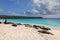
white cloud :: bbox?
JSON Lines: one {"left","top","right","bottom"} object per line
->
{"left": 43, "top": 13, "right": 60, "bottom": 18}
{"left": 33, "top": 0, "right": 60, "bottom": 10}
{"left": 32, "top": 9, "right": 39, "bottom": 13}
{"left": 32, "top": 0, "right": 60, "bottom": 18}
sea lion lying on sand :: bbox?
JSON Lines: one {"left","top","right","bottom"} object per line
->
{"left": 24, "top": 24, "right": 33, "bottom": 28}
{"left": 38, "top": 30, "right": 53, "bottom": 35}
{"left": 39, "top": 26, "right": 51, "bottom": 30}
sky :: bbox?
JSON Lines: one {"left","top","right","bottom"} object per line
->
{"left": 0, "top": 0, "right": 60, "bottom": 18}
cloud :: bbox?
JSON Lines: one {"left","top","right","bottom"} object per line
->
{"left": 32, "top": 0, "right": 60, "bottom": 18}
{"left": 43, "top": 13, "right": 60, "bottom": 18}
{"left": 33, "top": 0, "right": 60, "bottom": 10}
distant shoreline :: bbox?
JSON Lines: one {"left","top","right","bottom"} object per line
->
{"left": 0, "top": 15, "right": 43, "bottom": 19}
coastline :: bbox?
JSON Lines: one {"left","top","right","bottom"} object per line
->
{"left": 0, "top": 20, "right": 60, "bottom": 30}
{"left": 0, "top": 21, "right": 60, "bottom": 40}
{"left": 7, "top": 21, "right": 60, "bottom": 29}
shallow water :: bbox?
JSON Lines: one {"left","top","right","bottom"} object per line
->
{"left": 0, "top": 18, "right": 60, "bottom": 26}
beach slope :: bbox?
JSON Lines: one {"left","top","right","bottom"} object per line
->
{"left": 0, "top": 24, "right": 60, "bottom": 40}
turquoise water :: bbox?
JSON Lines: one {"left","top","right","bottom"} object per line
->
{"left": 0, "top": 18, "right": 60, "bottom": 26}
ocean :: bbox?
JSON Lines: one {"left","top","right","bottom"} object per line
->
{"left": 0, "top": 18, "right": 60, "bottom": 26}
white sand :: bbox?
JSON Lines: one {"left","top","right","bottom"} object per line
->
{"left": 0, "top": 24, "right": 60, "bottom": 40}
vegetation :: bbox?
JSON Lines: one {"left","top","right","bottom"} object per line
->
{"left": 0, "top": 15, "right": 43, "bottom": 19}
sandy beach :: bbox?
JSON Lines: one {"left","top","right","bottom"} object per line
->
{"left": 0, "top": 23, "right": 60, "bottom": 40}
